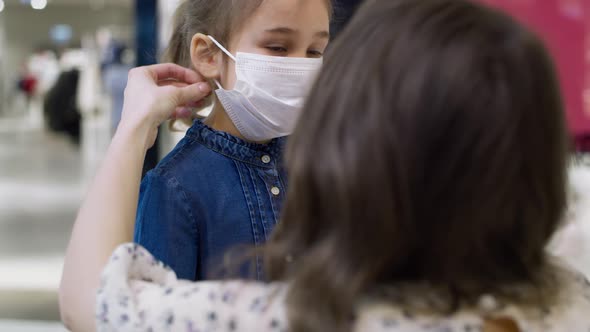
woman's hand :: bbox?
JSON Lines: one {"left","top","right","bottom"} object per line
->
{"left": 60, "top": 63, "right": 210, "bottom": 332}
{"left": 118, "top": 63, "right": 211, "bottom": 150}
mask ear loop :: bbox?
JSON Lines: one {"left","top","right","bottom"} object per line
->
{"left": 207, "top": 35, "right": 236, "bottom": 91}
{"left": 207, "top": 35, "right": 237, "bottom": 61}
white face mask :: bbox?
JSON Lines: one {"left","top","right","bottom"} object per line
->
{"left": 208, "top": 35, "right": 323, "bottom": 142}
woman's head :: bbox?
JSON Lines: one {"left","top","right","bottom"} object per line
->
{"left": 265, "top": 0, "right": 568, "bottom": 330}
{"left": 165, "top": 0, "right": 331, "bottom": 90}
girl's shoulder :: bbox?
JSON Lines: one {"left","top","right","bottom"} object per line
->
{"left": 152, "top": 133, "right": 231, "bottom": 179}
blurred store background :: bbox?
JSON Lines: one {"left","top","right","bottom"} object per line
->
{"left": 0, "top": 0, "right": 588, "bottom": 331}
{"left": 0, "top": 1, "right": 134, "bottom": 331}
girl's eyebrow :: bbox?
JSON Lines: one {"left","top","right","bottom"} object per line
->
{"left": 265, "top": 27, "right": 330, "bottom": 39}
{"left": 265, "top": 27, "right": 297, "bottom": 35}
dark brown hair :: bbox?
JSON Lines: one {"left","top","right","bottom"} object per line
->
{"left": 262, "top": 0, "right": 569, "bottom": 331}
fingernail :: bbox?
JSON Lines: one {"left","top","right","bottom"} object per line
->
{"left": 198, "top": 83, "right": 210, "bottom": 93}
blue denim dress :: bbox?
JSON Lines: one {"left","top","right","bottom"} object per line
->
{"left": 134, "top": 120, "right": 287, "bottom": 281}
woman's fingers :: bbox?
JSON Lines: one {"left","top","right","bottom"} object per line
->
{"left": 186, "top": 100, "right": 204, "bottom": 108}
{"left": 168, "top": 83, "right": 211, "bottom": 108}
{"left": 119, "top": 65, "right": 210, "bottom": 140}
{"left": 158, "top": 80, "right": 191, "bottom": 88}
{"left": 171, "top": 100, "right": 205, "bottom": 119}
{"left": 142, "top": 63, "right": 203, "bottom": 85}
{"left": 172, "top": 107, "right": 192, "bottom": 119}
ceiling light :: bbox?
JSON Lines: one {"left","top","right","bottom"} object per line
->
{"left": 31, "top": 0, "right": 47, "bottom": 10}
{"left": 0, "top": 0, "right": 5, "bottom": 13}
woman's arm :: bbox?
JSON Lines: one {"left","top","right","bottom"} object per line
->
{"left": 59, "top": 64, "right": 210, "bottom": 332}
{"left": 60, "top": 126, "right": 147, "bottom": 332}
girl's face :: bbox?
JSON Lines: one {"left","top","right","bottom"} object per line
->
{"left": 220, "top": 0, "right": 331, "bottom": 89}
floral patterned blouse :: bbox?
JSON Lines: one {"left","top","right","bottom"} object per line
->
{"left": 97, "top": 244, "right": 590, "bottom": 332}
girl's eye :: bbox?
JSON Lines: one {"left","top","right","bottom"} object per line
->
{"left": 307, "top": 50, "right": 323, "bottom": 57}
{"left": 266, "top": 46, "right": 288, "bottom": 53}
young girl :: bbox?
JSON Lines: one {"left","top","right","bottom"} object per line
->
{"left": 134, "top": 0, "right": 331, "bottom": 281}
{"left": 61, "top": 0, "right": 590, "bottom": 331}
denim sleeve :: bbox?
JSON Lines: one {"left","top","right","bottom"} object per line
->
{"left": 133, "top": 171, "right": 199, "bottom": 280}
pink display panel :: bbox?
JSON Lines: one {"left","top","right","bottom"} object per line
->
{"left": 479, "top": 0, "right": 590, "bottom": 149}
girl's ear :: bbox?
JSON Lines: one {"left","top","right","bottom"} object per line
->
{"left": 190, "top": 33, "right": 222, "bottom": 79}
